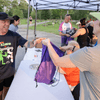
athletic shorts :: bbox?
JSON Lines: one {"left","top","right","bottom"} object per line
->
{"left": 0, "top": 75, "right": 14, "bottom": 91}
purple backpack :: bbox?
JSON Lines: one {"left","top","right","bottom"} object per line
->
{"left": 34, "top": 43, "right": 64, "bottom": 86}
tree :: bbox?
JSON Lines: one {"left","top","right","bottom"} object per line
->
{"left": 41, "top": 10, "right": 51, "bottom": 20}
{"left": 0, "top": 0, "right": 11, "bottom": 12}
{"left": 0, "top": 6, "right": 3, "bottom": 12}
{"left": 19, "top": 0, "right": 28, "bottom": 18}
{"left": 71, "top": 10, "right": 90, "bottom": 20}
{"left": 51, "top": 9, "right": 60, "bottom": 19}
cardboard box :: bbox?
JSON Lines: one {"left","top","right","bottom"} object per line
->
{"left": 35, "top": 37, "right": 42, "bottom": 48}
{"left": 35, "top": 42, "right": 42, "bottom": 48}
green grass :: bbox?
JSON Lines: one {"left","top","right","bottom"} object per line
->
{"left": 20, "top": 19, "right": 27, "bottom": 25}
{"left": 29, "top": 22, "right": 60, "bottom": 35}
{"left": 29, "top": 20, "right": 78, "bottom": 35}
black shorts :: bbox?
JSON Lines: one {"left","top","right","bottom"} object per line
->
{"left": 0, "top": 75, "right": 14, "bottom": 91}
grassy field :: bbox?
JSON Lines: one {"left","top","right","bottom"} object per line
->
{"left": 20, "top": 19, "right": 78, "bottom": 36}
{"left": 29, "top": 20, "right": 78, "bottom": 35}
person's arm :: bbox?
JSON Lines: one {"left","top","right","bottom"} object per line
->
{"left": 59, "top": 45, "right": 79, "bottom": 52}
{"left": 42, "top": 39, "right": 76, "bottom": 68}
{"left": 71, "top": 28, "right": 86, "bottom": 38}
{"left": 58, "top": 67, "right": 66, "bottom": 74}
{"left": 24, "top": 38, "right": 45, "bottom": 48}
{"left": 24, "top": 41, "right": 34, "bottom": 48}
{"left": 59, "top": 32, "right": 70, "bottom": 37}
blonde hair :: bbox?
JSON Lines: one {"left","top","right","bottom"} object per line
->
{"left": 68, "top": 40, "right": 80, "bottom": 49}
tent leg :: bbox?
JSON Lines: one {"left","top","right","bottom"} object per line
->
{"left": 34, "top": 4, "right": 37, "bottom": 40}
{"left": 67, "top": 10, "right": 69, "bottom": 14}
{"left": 26, "top": 0, "right": 31, "bottom": 52}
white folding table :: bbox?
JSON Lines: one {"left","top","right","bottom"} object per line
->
{"left": 5, "top": 47, "right": 74, "bottom": 100}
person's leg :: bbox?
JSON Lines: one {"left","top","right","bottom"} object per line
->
{"left": 72, "top": 83, "right": 80, "bottom": 100}
{"left": 61, "top": 36, "right": 67, "bottom": 46}
{"left": 0, "top": 80, "right": 3, "bottom": 100}
{"left": 3, "top": 75, "right": 14, "bottom": 99}
{"left": 0, "top": 91, "right": 3, "bottom": 100}
{"left": 2, "top": 87, "right": 9, "bottom": 99}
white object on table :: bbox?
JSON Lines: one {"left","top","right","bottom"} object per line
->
{"left": 23, "top": 47, "right": 42, "bottom": 64}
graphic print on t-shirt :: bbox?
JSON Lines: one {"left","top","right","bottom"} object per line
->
{"left": 62, "top": 22, "right": 72, "bottom": 34}
{"left": 0, "top": 41, "right": 13, "bottom": 66}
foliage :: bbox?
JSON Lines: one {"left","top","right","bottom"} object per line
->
{"left": 0, "top": 6, "right": 3, "bottom": 12}
{"left": 0, "top": 0, "right": 11, "bottom": 11}
{"left": 41, "top": 10, "right": 51, "bottom": 20}
{"left": 71, "top": 10, "right": 90, "bottom": 20}
{"left": 31, "top": 9, "right": 35, "bottom": 19}
{"left": 19, "top": 0, "right": 28, "bottom": 18}
{"left": 12, "top": 8, "right": 23, "bottom": 18}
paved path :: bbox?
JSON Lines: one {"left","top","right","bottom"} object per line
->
{"left": 15, "top": 27, "right": 61, "bottom": 71}
{"left": 18, "top": 21, "right": 50, "bottom": 28}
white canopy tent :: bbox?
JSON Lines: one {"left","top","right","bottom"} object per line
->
{"left": 27, "top": 0, "right": 100, "bottom": 11}
{"left": 26, "top": 0, "right": 100, "bottom": 40}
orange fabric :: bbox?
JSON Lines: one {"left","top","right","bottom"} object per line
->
{"left": 61, "top": 67, "right": 80, "bottom": 86}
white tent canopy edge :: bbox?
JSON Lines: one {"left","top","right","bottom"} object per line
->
{"left": 26, "top": 0, "right": 100, "bottom": 11}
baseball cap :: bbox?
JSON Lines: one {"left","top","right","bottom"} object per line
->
{"left": 76, "top": 21, "right": 81, "bottom": 25}
{"left": 90, "top": 12, "right": 100, "bottom": 20}
{"left": 0, "top": 12, "right": 14, "bottom": 20}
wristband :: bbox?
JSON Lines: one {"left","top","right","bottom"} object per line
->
{"left": 28, "top": 42, "right": 30, "bottom": 48}
{"left": 72, "top": 46, "right": 76, "bottom": 52}
{"left": 32, "top": 40, "right": 34, "bottom": 45}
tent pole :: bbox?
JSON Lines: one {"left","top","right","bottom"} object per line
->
{"left": 26, "top": 0, "right": 31, "bottom": 52}
{"left": 67, "top": 10, "right": 69, "bottom": 14}
{"left": 26, "top": 0, "right": 31, "bottom": 40}
{"left": 97, "top": 4, "right": 99, "bottom": 12}
{"left": 34, "top": 3, "right": 37, "bottom": 40}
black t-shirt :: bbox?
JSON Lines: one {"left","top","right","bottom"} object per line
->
{"left": 0, "top": 30, "right": 27, "bottom": 80}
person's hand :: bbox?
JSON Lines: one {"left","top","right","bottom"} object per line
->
{"left": 75, "top": 28, "right": 77, "bottom": 30}
{"left": 65, "top": 34, "right": 70, "bottom": 37}
{"left": 33, "top": 38, "right": 46, "bottom": 46}
{"left": 42, "top": 38, "right": 50, "bottom": 47}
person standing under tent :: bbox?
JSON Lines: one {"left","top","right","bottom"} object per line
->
{"left": 71, "top": 18, "right": 88, "bottom": 48}
{"left": 0, "top": 12, "right": 44, "bottom": 100}
{"left": 58, "top": 14, "right": 74, "bottom": 46}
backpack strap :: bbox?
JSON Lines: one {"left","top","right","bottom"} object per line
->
{"left": 51, "top": 66, "right": 60, "bottom": 87}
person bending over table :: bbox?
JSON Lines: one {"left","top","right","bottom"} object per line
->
{"left": 59, "top": 40, "right": 80, "bottom": 92}
{"left": 42, "top": 18, "right": 100, "bottom": 100}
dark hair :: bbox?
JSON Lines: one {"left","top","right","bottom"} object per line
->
{"left": 10, "top": 15, "right": 20, "bottom": 24}
{"left": 80, "top": 18, "right": 86, "bottom": 25}
{"left": 65, "top": 14, "right": 70, "bottom": 18}
{"left": 13, "top": 15, "right": 20, "bottom": 21}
